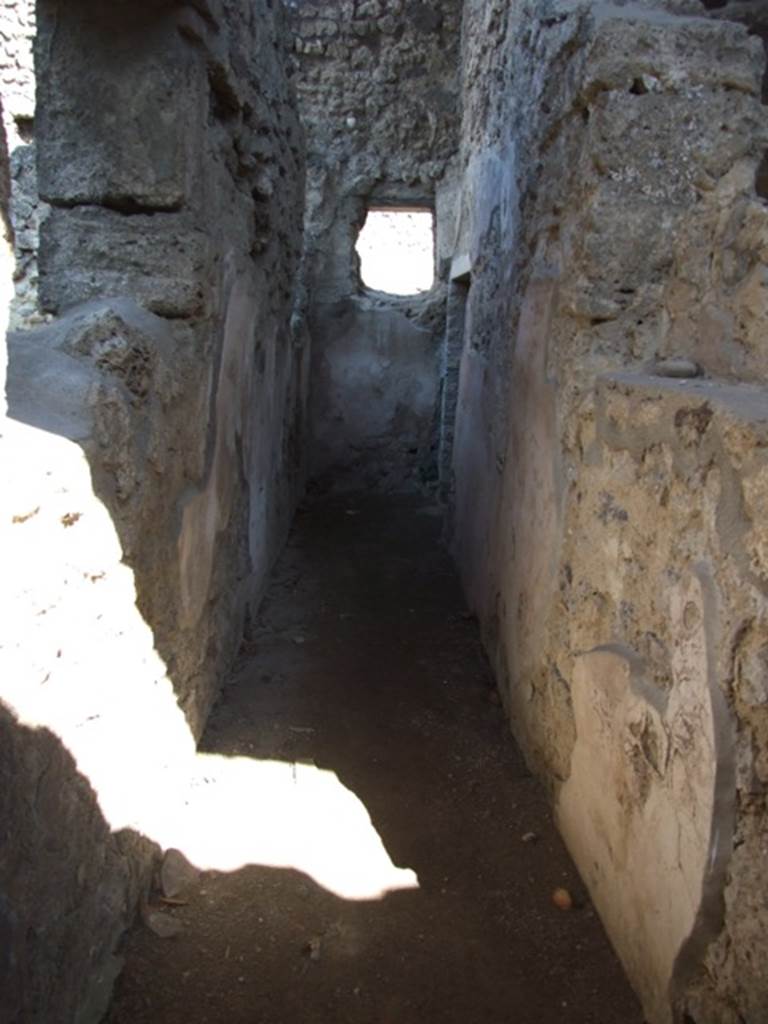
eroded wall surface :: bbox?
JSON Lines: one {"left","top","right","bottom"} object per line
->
{"left": 450, "top": 2, "right": 768, "bottom": 1021}
{"left": 291, "top": 0, "right": 461, "bottom": 492}
{"left": 28, "top": 0, "right": 306, "bottom": 735}
{"left": 1, "top": 1, "right": 305, "bottom": 1019}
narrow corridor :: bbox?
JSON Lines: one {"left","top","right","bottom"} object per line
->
{"left": 107, "top": 495, "right": 642, "bottom": 1024}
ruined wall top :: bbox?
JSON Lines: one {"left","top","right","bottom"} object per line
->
{"left": 290, "top": 0, "right": 462, "bottom": 188}
{"left": 0, "top": 0, "right": 35, "bottom": 153}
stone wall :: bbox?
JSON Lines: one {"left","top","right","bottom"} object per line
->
{"left": 707, "top": 2, "right": 768, "bottom": 197}
{"left": 449, "top": 2, "right": 768, "bottom": 1021}
{"left": 3, "top": 2, "right": 767, "bottom": 1020}
{"left": 0, "top": 0, "right": 47, "bottom": 329}
{"left": 27, "top": 0, "right": 306, "bottom": 736}
{"left": 291, "top": 0, "right": 462, "bottom": 492}
{"left": 0, "top": 1, "right": 305, "bottom": 1020}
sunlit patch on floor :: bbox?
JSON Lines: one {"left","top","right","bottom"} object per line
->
{"left": 165, "top": 755, "right": 419, "bottom": 901}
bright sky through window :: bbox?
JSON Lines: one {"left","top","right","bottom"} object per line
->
{"left": 356, "top": 208, "right": 434, "bottom": 295}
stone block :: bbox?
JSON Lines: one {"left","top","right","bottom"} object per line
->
{"left": 583, "top": 7, "right": 764, "bottom": 98}
{"left": 39, "top": 207, "right": 209, "bottom": 318}
{"left": 36, "top": 2, "right": 199, "bottom": 210}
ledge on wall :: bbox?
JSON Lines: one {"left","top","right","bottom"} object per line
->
{"left": 450, "top": 251, "right": 471, "bottom": 283}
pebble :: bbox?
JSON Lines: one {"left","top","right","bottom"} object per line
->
{"left": 161, "top": 848, "right": 199, "bottom": 899}
{"left": 651, "top": 358, "right": 702, "bottom": 379}
{"left": 551, "top": 887, "right": 573, "bottom": 911}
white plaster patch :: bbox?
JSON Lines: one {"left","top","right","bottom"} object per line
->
{"left": 556, "top": 573, "right": 720, "bottom": 1024}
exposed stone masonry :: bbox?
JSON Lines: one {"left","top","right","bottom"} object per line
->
{"left": 0, "top": 0, "right": 46, "bottom": 328}
{"left": 291, "top": 0, "right": 462, "bottom": 492}
{"left": 1, "top": 1, "right": 305, "bottom": 1020}
{"left": 290, "top": 0, "right": 459, "bottom": 186}
{"left": 2, "top": 2, "right": 768, "bottom": 1023}
{"left": 31, "top": 0, "right": 306, "bottom": 736}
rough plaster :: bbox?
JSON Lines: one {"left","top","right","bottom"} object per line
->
{"left": 308, "top": 297, "right": 441, "bottom": 491}
{"left": 573, "top": 372, "right": 768, "bottom": 1022}
{"left": 1, "top": 2, "right": 306, "bottom": 1020}
{"left": 31, "top": 0, "right": 306, "bottom": 734}
{"left": 450, "top": 2, "right": 768, "bottom": 1021}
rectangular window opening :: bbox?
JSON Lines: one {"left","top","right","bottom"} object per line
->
{"left": 356, "top": 207, "right": 435, "bottom": 296}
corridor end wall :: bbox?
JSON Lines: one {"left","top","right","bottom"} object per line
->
{"left": 291, "top": 0, "right": 462, "bottom": 493}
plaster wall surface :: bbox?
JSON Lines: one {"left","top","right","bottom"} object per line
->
{"left": 450, "top": 2, "right": 768, "bottom": 1021}
{"left": 29, "top": 0, "right": 306, "bottom": 735}
{"left": 0, "top": 2, "right": 306, "bottom": 1019}
{"left": 291, "top": 0, "right": 461, "bottom": 492}
{"left": 308, "top": 296, "right": 441, "bottom": 491}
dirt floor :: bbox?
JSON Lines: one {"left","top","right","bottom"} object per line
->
{"left": 106, "top": 493, "right": 644, "bottom": 1024}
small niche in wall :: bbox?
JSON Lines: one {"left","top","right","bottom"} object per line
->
{"left": 355, "top": 207, "right": 435, "bottom": 296}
